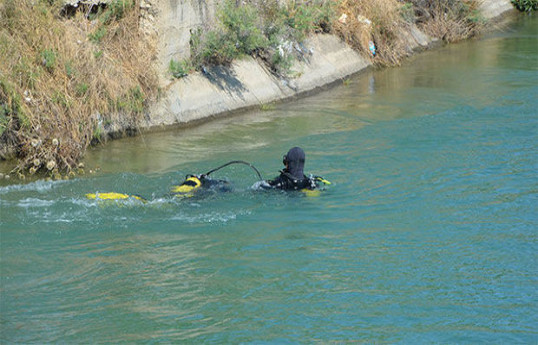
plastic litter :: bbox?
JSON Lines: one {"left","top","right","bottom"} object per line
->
{"left": 369, "top": 41, "right": 376, "bottom": 56}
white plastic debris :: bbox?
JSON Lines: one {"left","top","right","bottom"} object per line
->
{"left": 357, "top": 15, "right": 372, "bottom": 26}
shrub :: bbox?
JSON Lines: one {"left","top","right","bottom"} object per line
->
{"left": 218, "top": 0, "right": 268, "bottom": 54}
{"left": 511, "top": 0, "right": 538, "bottom": 12}
{"left": 190, "top": 0, "right": 335, "bottom": 74}
{"left": 407, "top": 0, "right": 486, "bottom": 42}
{"left": 191, "top": 0, "right": 268, "bottom": 66}
{"left": 192, "top": 30, "right": 242, "bottom": 66}
{"left": 279, "top": 0, "right": 335, "bottom": 41}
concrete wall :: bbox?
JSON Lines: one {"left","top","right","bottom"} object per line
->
{"left": 480, "top": 0, "right": 514, "bottom": 19}
{"left": 144, "top": 0, "right": 515, "bottom": 131}
{"left": 153, "top": 0, "right": 217, "bottom": 71}
{"left": 148, "top": 34, "right": 371, "bottom": 128}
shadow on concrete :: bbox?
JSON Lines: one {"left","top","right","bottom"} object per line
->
{"left": 203, "top": 65, "right": 247, "bottom": 101}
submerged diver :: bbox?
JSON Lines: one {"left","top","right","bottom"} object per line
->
{"left": 263, "top": 146, "right": 328, "bottom": 191}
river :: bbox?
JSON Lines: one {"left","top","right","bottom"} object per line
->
{"left": 1, "top": 15, "right": 537, "bottom": 343}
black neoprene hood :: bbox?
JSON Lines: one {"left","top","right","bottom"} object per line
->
{"left": 285, "top": 147, "right": 305, "bottom": 179}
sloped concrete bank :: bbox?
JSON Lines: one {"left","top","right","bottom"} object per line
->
{"left": 143, "top": 0, "right": 514, "bottom": 132}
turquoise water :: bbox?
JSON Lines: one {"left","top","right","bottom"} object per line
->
{"left": 1, "top": 16, "right": 537, "bottom": 343}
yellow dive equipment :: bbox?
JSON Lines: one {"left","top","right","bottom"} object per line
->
{"left": 315, "top": 176, "right": 331, "bottom": 185}
{"left": 301, "top": 189, "right": 321, "bottom": 197}
{"left": 86, "top": 192, "right": 146, "bottom": 202}
{"left": 301, "top": 176, "right": 331, "bottom": 197}
{"left": 170, "top": 175, "right": 202, "bottom": 196}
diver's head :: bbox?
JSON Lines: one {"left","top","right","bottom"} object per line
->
{"left": 283, "top": 147, "right": 305, "bottom": 178}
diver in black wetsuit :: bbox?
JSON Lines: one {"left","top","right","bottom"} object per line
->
{"left": 265, "top": 147, "right": 319, "bottom": 191}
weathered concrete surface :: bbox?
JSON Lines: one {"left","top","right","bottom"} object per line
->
{"left": 146, "top": 26, "right": 437, "bottom": 130}
{"left": 153, "top": 0, "right": 216, "bottom": 73}
{"left": 147, "top": 34, "right": 375, "bottom": 129}
{"left": 480, "top": 0, "right": 514, "bottom": 19}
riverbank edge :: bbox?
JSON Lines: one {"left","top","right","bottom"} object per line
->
{"left": 0, "top": 0, "right": 516, "bottom": 174}
{"left": 142, "top": 0, "right": 515, "bottom": 133}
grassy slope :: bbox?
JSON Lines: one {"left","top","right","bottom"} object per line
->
{"left": 0, "top": 0, "right": 157, "bottom": 177}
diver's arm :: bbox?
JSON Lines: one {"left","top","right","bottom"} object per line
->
{"left": 267, "top": 173, "right": 288, "bottom": 188}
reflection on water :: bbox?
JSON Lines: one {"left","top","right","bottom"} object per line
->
{"left": 1, "top": 15, "right": 537, "bottom": 344}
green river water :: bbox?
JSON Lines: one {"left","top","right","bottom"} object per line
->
{"left": 1, "top": 15, "right": 537, "bottom": 343}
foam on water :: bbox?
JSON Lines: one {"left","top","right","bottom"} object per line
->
{"left": 16, "top": 197, "right": 56, "bottom": 208}
{"left": 0, "top": 179, "right": 69, "bottom": 195}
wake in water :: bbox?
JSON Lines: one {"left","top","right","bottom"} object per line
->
{"left": 0, "top": 173, "right": 275, "bottom": 229}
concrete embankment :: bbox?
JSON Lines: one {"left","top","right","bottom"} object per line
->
{"left": 0, "top": 0, "right": 516, "bottom": 174}
{"left": 143, "top": 0, "right": 514, "bottom": 131}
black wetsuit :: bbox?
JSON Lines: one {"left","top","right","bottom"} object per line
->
{"left": 267, "top": 170, "right": 317, "bottom": 190}
{"left": 266, "top": 147, "right": 319, "bottom": 191}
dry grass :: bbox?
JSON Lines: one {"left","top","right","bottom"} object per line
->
{"left": 333, "top": 0, "right": 486, "bottom": 64}
{"left": 333, "top": 0, "right": 411, "bottom": 66}
{"left": 415, "top": 0, "right": 485, "bottom": 42}
{"left": 0, "top": 0, "right": 157, "bottom": 176}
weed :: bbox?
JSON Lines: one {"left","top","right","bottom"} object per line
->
{"left": 92, "top": 124, "right": 103, "bottom": 142}
{"left": 52, "top": 90, "right": 70, "bottom": 108}
{"left": 128, "top": 86, "right": 145, "bottom": 113}
{"left": 169, "top": 59, "right": 193, "bottom": 78}
{"left": 270, "top": 48, "right": 294, "bottom": 75}
{"left": 13, "top": 59, "right": 41, "bottom": 90}
{"left": 0, "top": 112, "right": 8, "bottom": 137}
{"left": 116, "top": 86, "right": 145, "bottom": 113}
{"left": 64, "top": 60, "right": 75, "bottom": 78}
{"left": 399, "top": 2, "right": 415, "bottom": 23}
{"left": 75, "top": 83, "right": 89, "bottom": 96}
{"left": 40, "top": 48, "right": 57, "bottom": 71}
{"left": 0, "top": 79, "right": 23, "bottom": 124}
{"left": 89, "top": 26, "right": 107, "bottom": 44}
{"left": 260, "top": 103, "right": 275, "bottom": 111}
{"left": 100, "top": 0, "right": 133, "bottom": 24}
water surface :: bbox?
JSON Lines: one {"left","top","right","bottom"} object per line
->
{"left": 1, "top": 16, "right": 537, "bottom": 343}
